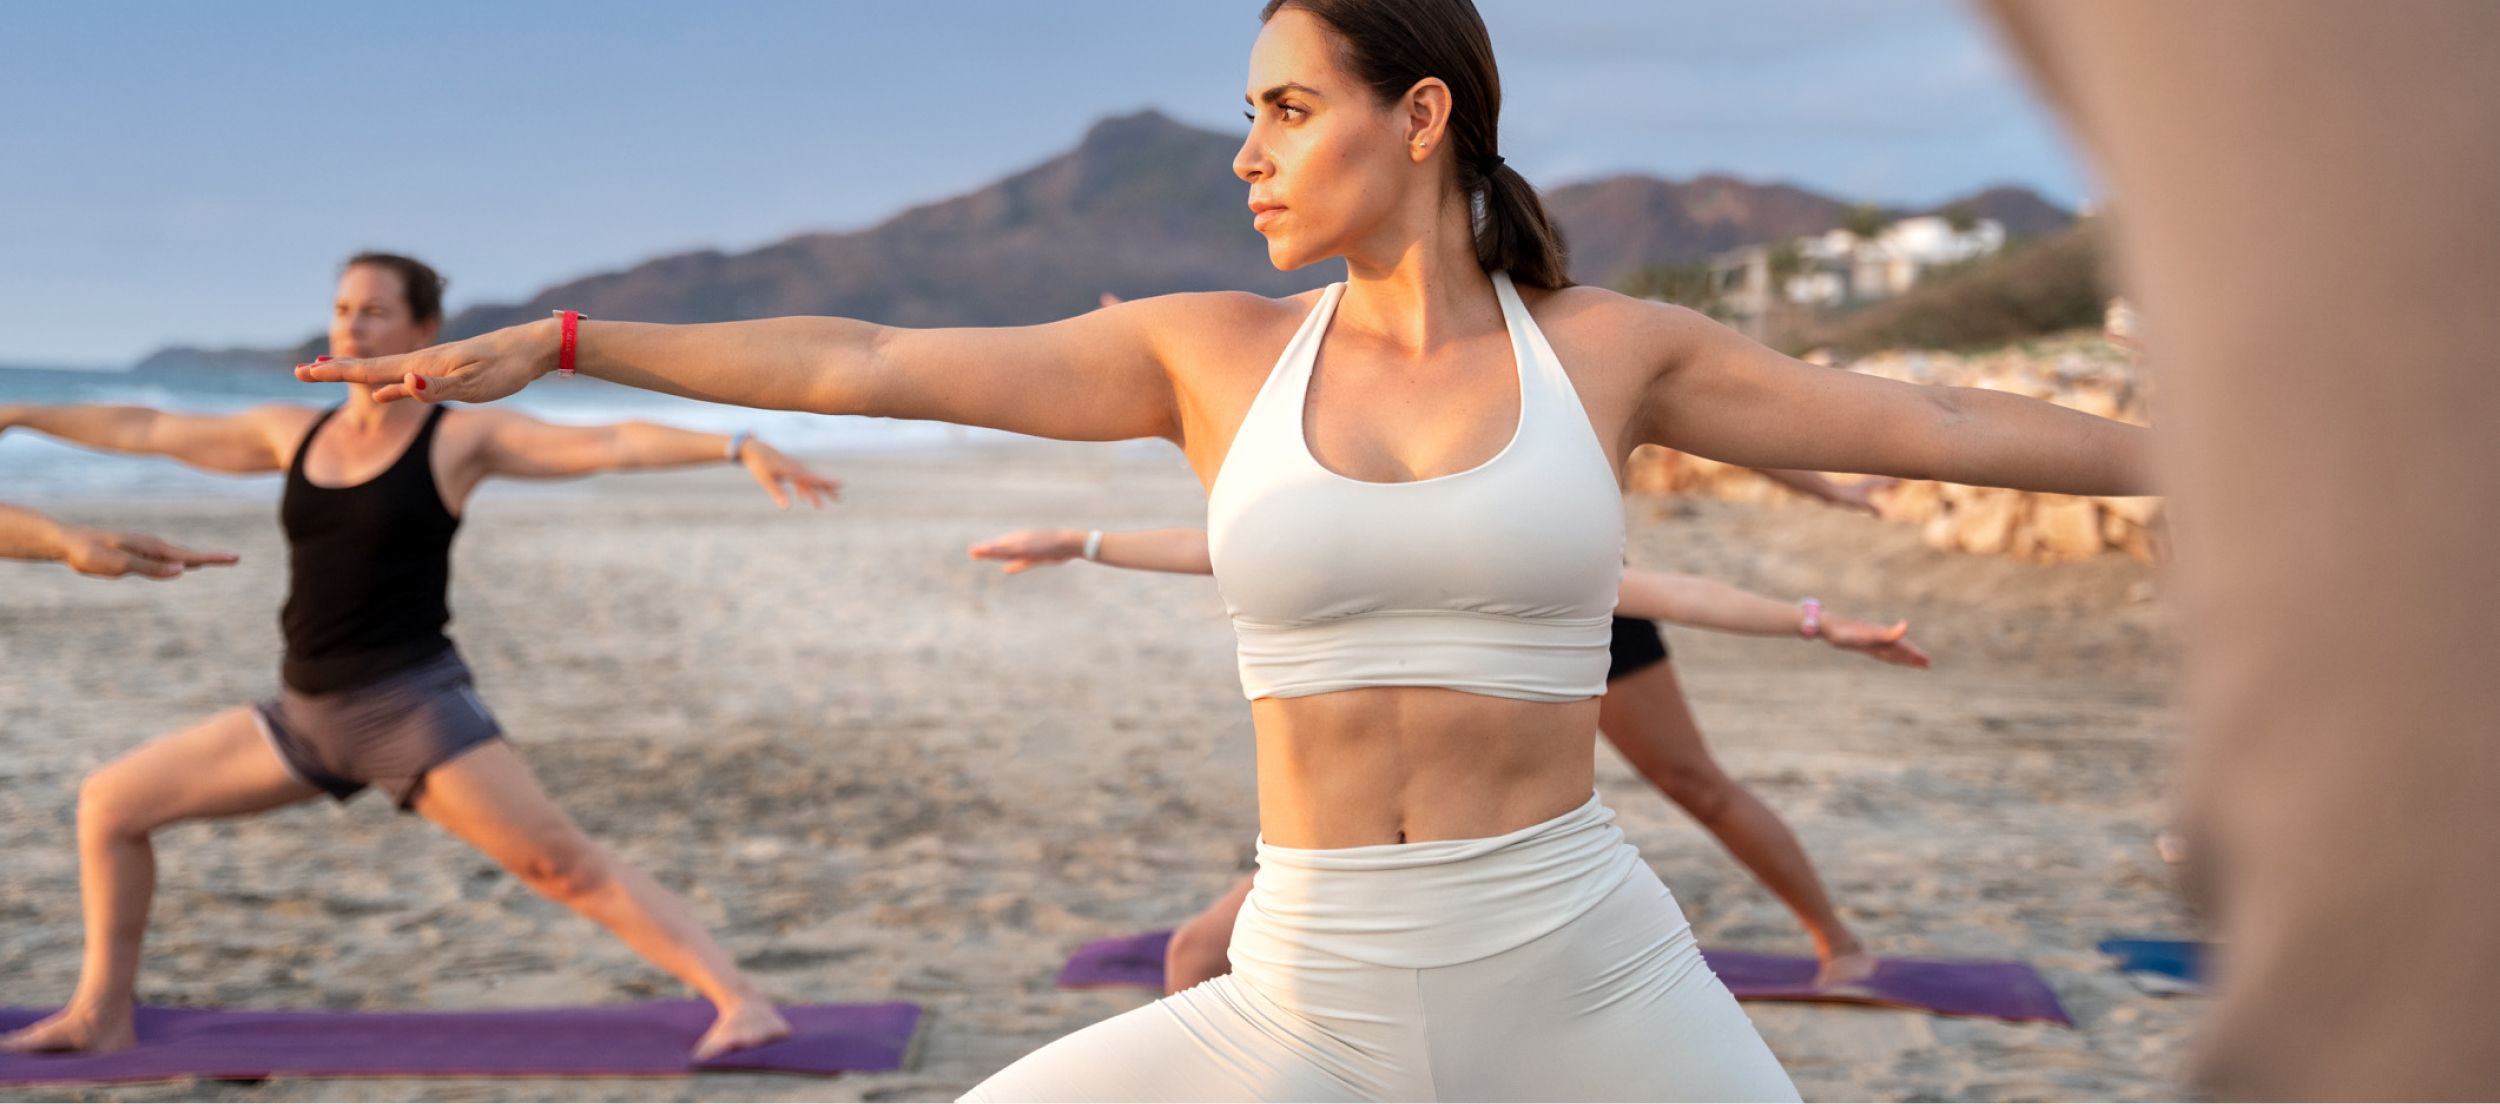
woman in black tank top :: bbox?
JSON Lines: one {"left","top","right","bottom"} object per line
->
{"left": 278, "top": 403, "right": 461, "bottom": 694}
{"left": 0, "top": 254, "right": 839, "bottom": 1061}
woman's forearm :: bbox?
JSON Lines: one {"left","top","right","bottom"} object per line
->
{"left": 1921, "top": 385, "right": 2155, "bottom": 496}
{"left": 602, "top": 421, "right": 742, "bottom": 471}
{"left": 1617, "top": 570, "right": 1809, "bottom": 636}
{"left": 1094, "top": 528, "right": 1216, "bottom": 574}
{"left": 574, "top": 318, "right": 881, "bottom": 415}
{"left": 0, "top": 503, "right": 70, "bottom": 563}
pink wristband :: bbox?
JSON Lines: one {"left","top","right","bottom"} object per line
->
{"left": 1798, "top": 598, "right": 1823, "bottom": 640}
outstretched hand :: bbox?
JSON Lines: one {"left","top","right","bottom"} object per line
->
{"left": 61, "top": 527, "right": 238, "bottom": 580}
{"left": 736, "top": 439, "right": 841, "bottom": 509}
{"left": 1820, "top": 615, "right": 1931, "bottom": 669}
{"left": 967, "top": 529, "right": 1084, "bottom": 574}
{"left": 294, "top": 320, "right": 556, "bottom": 404}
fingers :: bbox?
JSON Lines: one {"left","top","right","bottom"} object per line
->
{"left": 795, "top": 474, "right": 841, "bottom": 508}
{"left": 970, "top": 543, "right": 1039, "bottom": 566}
{"left": 118, "top": 533, "right": 238, "bottom": 568}
{"left": 122, "top": 553, "right": 187, "bottom": 580}
{"left": 295, "top": 354, "right": 441, "bottom": 404}
{"left": 294, "top": 355, "right": 397, "bottom": 386}
{"left": 1871, "top": 638, "right": 1931, "bottom": 669}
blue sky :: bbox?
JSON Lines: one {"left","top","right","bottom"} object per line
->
{"left": 0, "top": 1, "right": 2086, "bottom": 365}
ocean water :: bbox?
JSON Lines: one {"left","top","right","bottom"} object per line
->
{"left": 0, "top": 366, "right": 1018, "bottom": 500}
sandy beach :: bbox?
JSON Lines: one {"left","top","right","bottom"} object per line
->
{"left": 1, "top": 441, "right": 2193, "bottom": 1101}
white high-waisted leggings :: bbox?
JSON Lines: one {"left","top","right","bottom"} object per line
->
{"left": 964, "top": 796, "right": 1798, "bottom": 1102}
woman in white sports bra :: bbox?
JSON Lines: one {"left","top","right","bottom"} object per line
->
{"left": 302, "top": 0, "right": 2153, "bottom": 1097}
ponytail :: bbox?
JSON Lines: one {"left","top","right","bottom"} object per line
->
{"left": 1473, "top": 161, "right": 1569, "bottom": 288}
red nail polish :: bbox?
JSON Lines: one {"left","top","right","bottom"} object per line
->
{"left": 315, "top": 355, "right": 332, "bottom": 363}
{"left": 412, "top": 376, "right": 428, "bottom": 392}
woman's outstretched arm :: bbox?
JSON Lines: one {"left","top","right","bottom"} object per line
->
{"left": 1629, "top": 299, "right": 2153, "bottom": 496}
{"left": 0, "top": 403, "right": 303, "bottom": 474}
{"left": 297, "top": 295, "right": 1218, "bottom": 446}
{"left": 970, "top": 524, "right": 1927, "bottom": 667}
{"left": 464, "top": 410, "right": 840, "bottom": 509}
{"left": 1615, "top": 568, "right": 1930, "bottom": 669}
{"left": 968, "top": 527, "right": 1213, "bottom": 575}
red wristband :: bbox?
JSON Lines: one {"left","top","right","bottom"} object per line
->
{"left": 552, "top": 310, "right": 585, "bottom": 377}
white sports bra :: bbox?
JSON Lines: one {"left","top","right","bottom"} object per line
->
{"left": 1207, "top": 272, "right": 1626, "bottom": 703}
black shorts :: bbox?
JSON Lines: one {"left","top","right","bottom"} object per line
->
{"left": 253, "top": 647, "right": 503, "bottom": 810}
{"left": 1606, "top": 616, "right": 1672, "bottom": 682}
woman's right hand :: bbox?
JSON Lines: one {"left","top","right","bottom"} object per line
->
{"left": 968, "top": 529, "right": 1085, "bottom": 574}
{"left": 1821, "top": 615, "right": 1932, "bottom": 669}
{"left": 295, "top": 318, "right": 558, "bottom": 404}
{"left": 59, "top": 526, "right": 238, "bottom": 580}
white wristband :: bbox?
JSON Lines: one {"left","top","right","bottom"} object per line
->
{"left": 726, "top": 430, "right": 752, "bottom": 463}
{"left": 1082, "top": 530, "right": 1104, "bottom": 562}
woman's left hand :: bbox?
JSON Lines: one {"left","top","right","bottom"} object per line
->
{"left": 737, "top": 439, "right": 842, "bottom": 509}
{"left": 1821, "top": 615, "right": 1931, "bottom": 669}
{"left": 966, "top": 529, "right": 1084, "bottom": 574}
{"left": 297, "top": 320, "right": 557, "bottom": 404}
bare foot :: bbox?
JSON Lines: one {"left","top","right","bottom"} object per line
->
{"left": 1813, "top": 950, "right": 1879, "bottom": 990}
{"left": 691, "top": 999, "right": 790, "bottom": 1061}
{"left": 0, "top": 1006, "right": 137, "bottom": 1054}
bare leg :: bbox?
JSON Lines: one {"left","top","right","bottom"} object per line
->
{"left": 1986, "top": 4, "right": 2500, "bottom": 1095}
{"left": 1597, "top": 661, "right": 1871, "bottom": 986}
{"left": 1, "top": 707, "right": 322, "bottom": 1053}
{"left": 1163, "top": 875, "right": 1253, "bottom": 995}
{"left": 410, "top": 740, "right": 788, "bottom": 1060}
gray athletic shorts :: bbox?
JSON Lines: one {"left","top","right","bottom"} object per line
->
{"left": 252, "top": 647, "right": 503, "bottom": 810}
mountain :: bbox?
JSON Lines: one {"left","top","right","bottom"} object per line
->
{"left": 1931, "top": 184, "right": 2072, "bottom": 238}
{"left": 1543, "top": 174, "right": 1860, "bottom": 289}
{"left": 440, "top": 111, "right": 1317, "bottom": 340}
{"left": 1546, "top": 174, "right": 2074, "bottom": 288}
{"left": 130, "top": 111, "right": 2071, "bottom": 368}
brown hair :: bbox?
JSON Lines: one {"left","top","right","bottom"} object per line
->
{"left": 343, "top": 251, "right": 448, "bottom": 325}
{"left": 1260, "top": 0, "right": 1570, "bottom": 287}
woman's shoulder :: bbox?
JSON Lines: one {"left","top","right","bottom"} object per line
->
{"left": 1114, "top": 287, "right": 1330, "bottom": 369}
{"left": 1519, "top": 282, "right": 1691, "bottom": 332}
{"left": 1522, "top": 282, "right": 1728, "bottom": 363}
{"left": 1119, "top": 287, "right": 1328, "bottom": 330}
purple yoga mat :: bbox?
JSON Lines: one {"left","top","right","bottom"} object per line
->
{"left": 1701, "top": 949, "right": 2072, "bottom": 1025}
{"left": 1058, "top": 929, "right": 1176, "bottom": 990}
{"left": 1059, "top": 931, "right": 2071, "bottom": 1026}
{"left": 0, "top": 1000, "right": 920, "bottom": 1087}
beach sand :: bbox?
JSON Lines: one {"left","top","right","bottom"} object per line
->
{"left": 0, "top": 442, "right": 2194, "bottom": 1101}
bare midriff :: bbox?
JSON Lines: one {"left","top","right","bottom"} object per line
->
{"left": 1250, "top": 686, "right": 1599, "bottom": 849}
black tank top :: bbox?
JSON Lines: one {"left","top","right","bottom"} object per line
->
{"left": 278, "top": 405, "right": 461, "bottom": 694}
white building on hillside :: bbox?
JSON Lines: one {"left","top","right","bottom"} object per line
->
{"left": 1709, "top": 215, "right": 2007, "bottom": 333}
